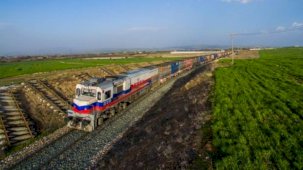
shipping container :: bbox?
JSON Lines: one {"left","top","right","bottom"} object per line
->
{"left": 219, "top": 53, "right": 221, "bottom": 58}
{"left": 183, "top": 59, "right": 193, "bottom": 70}
{"left": 192, "top": 57, "right": 198, "bottom": 66}
{"left": 178, "top": 60, "right": 184, "bottom": 71}
{"left": 199, "top": 56, "right": 205, "bottom": 63}
{"left": 210, "top": 54, "right": 215, "bottom": 60}
{"left": 205, "top": 55, "right": 211, "bottom": 62}
{"left": 157, "top": 63, "right": 171, "bottom": 81}
{"left": 171, "top": 61, "right": 179, "bottom": 75}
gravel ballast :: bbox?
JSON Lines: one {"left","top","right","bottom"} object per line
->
{"left": 45, "top": 72, "right": 187, "bottom": 169}
{"left": 0, "top": 126, "right": 71, "bottom": 170}
{"left": 5, "top": 67, "right": 195, "bottom": 169}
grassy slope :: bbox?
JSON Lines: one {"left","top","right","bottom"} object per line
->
{"left": 0, "top": 57, "right": 181, "bottom": 79}
{"left": 212, "top": 48, "right": 303, "bottom": 169}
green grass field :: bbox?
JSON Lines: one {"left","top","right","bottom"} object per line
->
{"left": 212, "top": 48, "right": 303, "bottom": 169}
{"left": 0, "top": 57, "right": 181, "bottom": 79}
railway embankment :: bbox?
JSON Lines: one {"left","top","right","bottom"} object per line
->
{"left": 96, "top": 63, "right": 215, "bottom": 169}
{"left": 1, "top": 62, "right": 207, "bottom": 169}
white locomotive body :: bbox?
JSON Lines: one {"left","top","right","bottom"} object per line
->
{"left": 67, "top": 68, "right": 158, "bottom": 131}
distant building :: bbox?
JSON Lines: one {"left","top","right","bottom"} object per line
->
{"left": 170, "top": 50, "right": 223, "bottom": 54}
{"left": 250, "top": 48, "right": 261, "bottom": 51}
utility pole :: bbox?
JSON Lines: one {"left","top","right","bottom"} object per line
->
{"left": 230, "top": 33, "right": 235, "bottom": 65}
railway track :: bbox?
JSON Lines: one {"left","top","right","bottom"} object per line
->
{"left": 100, "top": 67, "right": 116, "bottom": 76}
{"left": 39, "top": 79, "right": 71, "bottom": 104}
{"left": 0, "top": 90, "right": 34, "bottom": 149}
{"left": 9, "top": 83, "right": 155, "bottom": 169}
{"left": 10, "top": 129, "right": 88, "bottom": 169}
{"left": 25, "top": 80, "right": 70, "bottom": 115}
{"left": 0, "top": 57, "right": 221, "bottom": 168}
{"left": 10, "top": 92, "right": 147, "bottom": 169}
{"left": 8, "top": 63, "right": 203, "bottom": 169}
{"left": 118, "top": 64, "right": 130, "bottom": 71}
{"left": 134, "top": 63, "right": 144, "bottom": 68}
{"left": 0, "top": 109, "right": 10, "bottom": 151}
{"left": 74, "top": 72, "right": 92, "bottom": 82}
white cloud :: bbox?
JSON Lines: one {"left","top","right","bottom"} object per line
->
{"left": 276, "top": 26, "right": 285, "bottom": 31}
{"left": 222, "top": 0, "right": 253, "bottom": 4}
{"left": 128, "top": 26, "right": 162, "bottom": 32}
{"left": 292, "top": 22, "right": 303, "bottom": 28}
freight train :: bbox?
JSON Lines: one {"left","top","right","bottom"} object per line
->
{"left": 67, "top": 51, "right": 231, "bottom": 131}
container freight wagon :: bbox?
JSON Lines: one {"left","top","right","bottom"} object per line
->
{"left": 170, "top": 62, "right": 179, "bottom": 76}
{"left": 217, "top": 53, "right": 222, "bottom": 59}
{"left": 158, "top": 63, "right": 171, "bottom": 83}
{"left": 210, "top": 54, "right": 215, "bottom": 60}
{"left": 178, "top": 60, "right": 184, "bottom": 73}
{"left": 205, "top": 55, "right": 212, "bottom": 62}
{"left": 191, "top": 57, "right": 198, "bottom": 67}
{"left": 183, "top": 59, "right": 194, "bottom": 70}
{"left": 198, "top": 56, "right": 206, "bottom": 63}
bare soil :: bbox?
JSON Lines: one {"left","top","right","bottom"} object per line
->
{"left": 233, "top": 50, "right": 260, "bottom": 59}
{"left": 96, "top": 64, "right": 215, "bottom": 169}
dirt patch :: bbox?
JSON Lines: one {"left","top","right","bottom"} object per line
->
{"left": 96, "top": 64, "right": 215, "bottom": 169}
{"left": 233, "top": 50, "right": 259, "bottom": 59}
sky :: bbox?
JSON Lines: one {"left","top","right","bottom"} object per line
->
{"left": 0, "top": 0, "right": 303, "bottom": 55}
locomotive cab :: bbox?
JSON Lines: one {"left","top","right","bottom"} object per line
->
{"left": 68, "top": 76, "right": 131, "bottom": 131}
{"left": 68, "top": 78, "right": 115, "bottom": 131}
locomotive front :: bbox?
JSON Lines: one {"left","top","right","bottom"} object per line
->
{"left": 67, "top": 78, "right": 112, "bottom": 131}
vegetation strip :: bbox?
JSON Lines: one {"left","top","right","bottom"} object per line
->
{"left": 0, "top": 57, "right": 182, "bottom": 79}
{"left": 212, "top": 48, "right": 303, "bottom": 169}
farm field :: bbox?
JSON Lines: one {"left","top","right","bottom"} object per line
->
{"left": 0, "top": 57, "right": 182, "bottom": 79}
{"left": 212, "top": 48, "right": 303, "bottom": 169}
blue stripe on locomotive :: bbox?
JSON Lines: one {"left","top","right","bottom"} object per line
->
{"left": 171, "top": 61, "right": 179, "bottom": 74}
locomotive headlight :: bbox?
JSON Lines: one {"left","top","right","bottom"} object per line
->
{"left": 67, "top": 110, "right": 74, "bottom": 117}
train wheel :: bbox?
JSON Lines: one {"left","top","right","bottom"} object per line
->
{"left": 109, "top": 108, "right": 116, "bottom": 117}
{"left": 97, "top": 117, "right": 103, "bottom": 126}
{"left": 122, "top": 102, "right": 127, "bottom": 110}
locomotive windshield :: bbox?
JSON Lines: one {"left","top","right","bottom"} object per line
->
{"left": 81, "top": 88, "right": 96, "bottom": 97}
